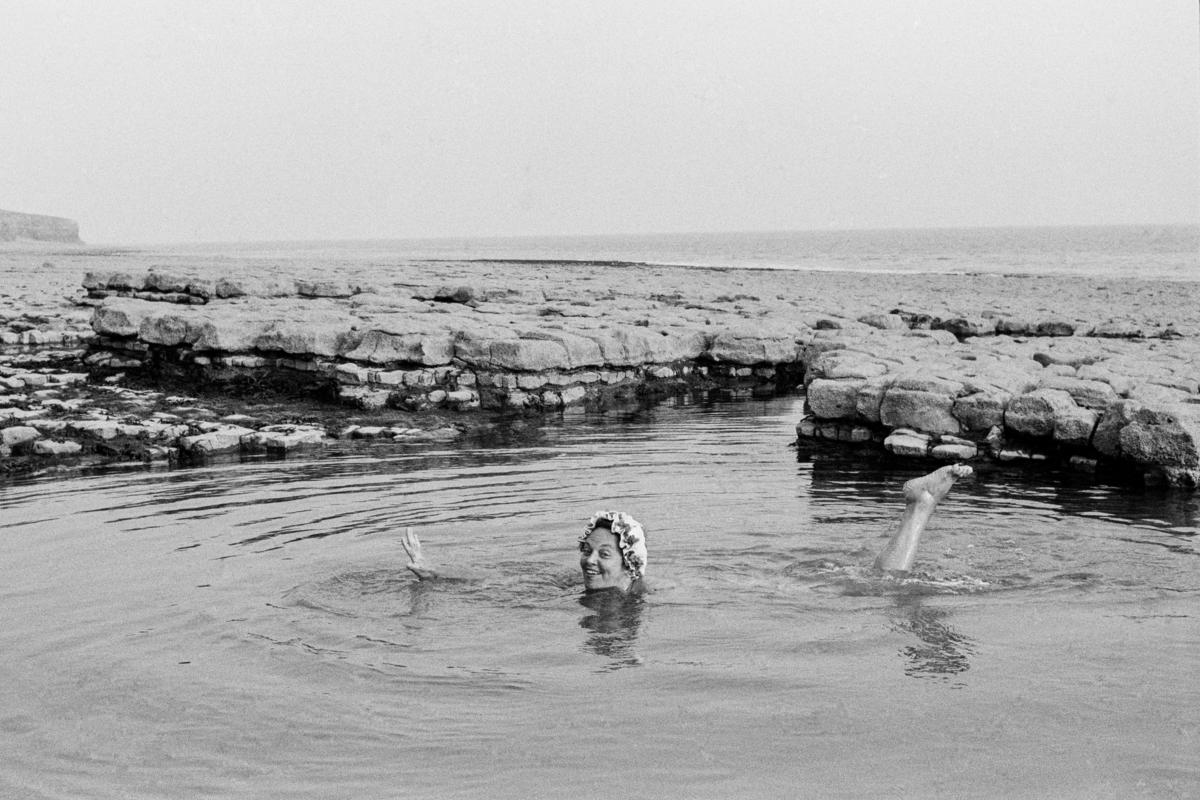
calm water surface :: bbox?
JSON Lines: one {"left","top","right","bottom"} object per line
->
{"left": 2, "top": 397, "right": 1198, "bottom": 798}
{"left": 165, "top": 224, "right": 1200, "bottom": 281}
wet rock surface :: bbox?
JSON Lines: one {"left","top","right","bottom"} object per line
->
{"left": 798, "top": 330, "right": 1200, "bottom": 487}
{"left": 2, "top": 243, "right": 1199, "bottom": 486}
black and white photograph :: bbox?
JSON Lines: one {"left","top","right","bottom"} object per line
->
{"left": 1, "top": 2, "right": 1197, "bottom": 797}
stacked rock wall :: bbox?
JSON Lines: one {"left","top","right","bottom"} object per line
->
{"left": 3, "top": 267, "right": 1189, "bottom": 487}
{"left": 798, "top": 314, "right": 1200, "bottom": 487}
{"left": 83, "top": 270, "right": 803, "bottom": 417}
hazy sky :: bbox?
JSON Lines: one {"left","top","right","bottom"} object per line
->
{"left": 1, "top": 1, "right": 1197, "bottom": 243}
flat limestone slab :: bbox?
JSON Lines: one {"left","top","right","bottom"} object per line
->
{"left": 3, "top": 244, "right": 1199, "bottom": 486}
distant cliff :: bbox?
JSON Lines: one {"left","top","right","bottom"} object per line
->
{"left": 0, "top": 209, "right": 80, "bottom": 243}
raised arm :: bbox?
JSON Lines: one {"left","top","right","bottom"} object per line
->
{"left": 873, "top": 464, "right": 972, "bottom": 574}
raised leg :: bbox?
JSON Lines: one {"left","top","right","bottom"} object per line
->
{"left": 873, "top": 464, "right": 972, "bottom": 574}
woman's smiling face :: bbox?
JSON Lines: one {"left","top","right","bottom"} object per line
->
{"left": 579, "top": 527, "right": 632, "bottom": 593}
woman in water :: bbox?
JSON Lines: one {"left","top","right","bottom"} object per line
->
{"left": 401, "top": 463, "right": 973, "bottom": 592}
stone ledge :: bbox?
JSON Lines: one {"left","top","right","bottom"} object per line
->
{"left": 797, "top": 328, "right": 1200, "bottom": 487}
{"left": 6, "top": 262, "right": 1199, "bottom": 488}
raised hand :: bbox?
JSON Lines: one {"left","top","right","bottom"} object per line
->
{"left": 401, "top": 527, "right": 438, "bottom": 580}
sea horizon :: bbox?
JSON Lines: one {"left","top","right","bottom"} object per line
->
{"left": 12, "top": 221, "right": 1198, "bottom": 281}
{"left": 69, "top": 219, "right": 1197, "bottom": 247}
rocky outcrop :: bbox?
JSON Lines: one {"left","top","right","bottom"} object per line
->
{"left": 85, "top": 292, "right": 799, "bottom": 415}
{"left": 795, "top": 326, "right": 1200, "bottom": 487}
{"left": 3, "top": 257, "right": 1200, "bottom": 488}
{"left": 0, "top": 353, "right": 463, "bottom": 474}
{"left": 0, "top": 209, "right": 80, "bottom": 243}
{"left": 72, "top": 267, "right": 1200, "bottom": 486}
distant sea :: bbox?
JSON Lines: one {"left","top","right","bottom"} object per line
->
{"left": 165, "top": 224, "right": 1199, "bottom": 281}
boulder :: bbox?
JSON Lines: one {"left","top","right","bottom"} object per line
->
{"left": 432, "top": 285, "right": 479, "bottom": 305}
{"left": 1119, "top": 403, "right": 1200, "bottom": 468}
{"left": 795, "top": 416, "right": 818, "bottom": 438}
{"left": 139, "top": 309, "right": 197, "bottom": 347}
{"left": 481, "top": 337, "right": 572, "bottom": 372}
{"left": 352, "top": 426, "right": 388, "bottom": 438}
{"left": 336, "top": 363, "right": 369, "bottom": 385}
{"left": 586, "top": 327, "right": 708, "bottom": 366}
{"left": 1052, "top": 404, "right": 1099, "bottom": 446}
{"left": 858, "top": 313, "right": 907, "bottom": 330}
{"left": 806, "top": 379, "right": 864, "bottom": 420}
{"left": 1034, "top": 320, "right": 1076, "bottom": 337}
{"left": 1037, "top": 376, "right": 1118, "bottom": 411}
{"left": 254, "top": 316, "right": 363, "bottom": 357}
{"left": 92, "top": 298, "right": 155, "bottom": 337}
{"left": 144, "top": 271, "right": 193, "bottom": 294}
{"left": 445, "top": 389, "right": 479, "bottom": 406}
{"left": 66, "top": 420, "right": 123, "bottom": 440}
{"left": 854, "top": 376, "right": 893, "bottom": 423}
{"left": 1, "top": 425, "right": 40, "bottom": 448}
{"left": 885, "top": 429, "right": 932, "bottom": 457}
{"left": 241, "top": 425, "right": 327, "bottom": 451}
{"left": 187, "top": 278, "right": 216, "bottom": 300}
{"left": 338, "top": 387, "right": 390, "bottom": 410}
{"left": 995, "top": 316, "right": 1034, "bottom": 335}
{"left": 1092, "top": 399, "right": 1138, "bottom": 459}
{"left": 937, "top": 316, "right": 996, "bottom": 338}
{"left": 517, "top": 329, "right": 605, "bottom": 368}
{"left": 1004, "top": 389, "right": 1078, "bottom": 438}
{"left": 81, "top": 271, "right": 110, "bottom": 291}
{"left": 346, "top": 328, "right": 455, "bottom": 366}
{"left": 706, "top": 331, "right": 798, "bottom": 365}
{"left": 96, "top": 271, "right": 141, "bottom": 291}
{"left": 560, "top": 385, "right": 588, "bottom": 405}
{"left": 1158, "top": 467, "right": 1200, "bottom": 488}
{"left": 180, "top": 425, "right": 256, "bottom": 454}
{"left": 952, "top": 391, "right": 1011, "bottom": 431}
{"left": 1089, "top": 320, "right": 1145, "bottom": 339}
{"left": 931, "top": 441, "right": 977, "bottom": 460}
{"left": 189, "top": 310, "right": 272, "bottom": 352}
{"left": 33, "top": 439, "right": 82, "bottom": 456}
{"left": 213, "top": 276, "right": 293, "bottom": 298}
{"left": 879, "top": 388, "right": 961, "bottom": 435}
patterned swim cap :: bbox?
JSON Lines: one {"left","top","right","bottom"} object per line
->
{"left": 580, "top": 511, "right": 648, "bottom": 579}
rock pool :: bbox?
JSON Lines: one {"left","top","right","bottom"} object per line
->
{"left": 2, "top": 396, "right": 1197, "bottom": 798}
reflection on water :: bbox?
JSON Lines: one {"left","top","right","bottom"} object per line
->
{"left": 891, "top": 599, "right": 976, "bottom": 685}
{"left": 578, "top": 590, "right": 645, "bottom": 670}
{"left": 1, "top": 395, "right": 1198, "bottom": 798}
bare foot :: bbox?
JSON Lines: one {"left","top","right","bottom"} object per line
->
{"left": 904, "top": 464, "right": 973, "bottom": 504}
{"left": 875, "top": 464, "right": 973, "bottom": 574}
